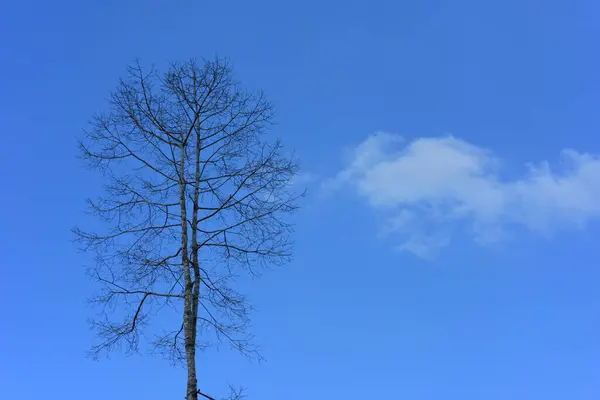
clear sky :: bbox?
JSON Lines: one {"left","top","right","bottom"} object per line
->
{"left": 1, "top": 0, "right": 599, "bottom": 399}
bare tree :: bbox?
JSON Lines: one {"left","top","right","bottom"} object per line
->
{"left": 74, "top": 58, "right": 300, "bottom": 400}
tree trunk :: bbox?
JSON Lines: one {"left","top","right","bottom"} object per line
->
{"left": 180, "top": 142, "right": 198, "bottom": 400}
{"left": 190, "top": 121, "right": 202, "bottom": 396}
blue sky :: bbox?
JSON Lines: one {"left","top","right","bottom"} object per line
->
{"left": 1, "top": 0, "right": 600, "bottom": 398}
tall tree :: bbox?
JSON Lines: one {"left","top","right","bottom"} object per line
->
{"left": 75, "top": 58, "right": 300, "bottom": 400}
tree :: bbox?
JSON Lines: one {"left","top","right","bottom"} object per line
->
{"left": 75, "top": 57, "right": 300, "bottom": 400}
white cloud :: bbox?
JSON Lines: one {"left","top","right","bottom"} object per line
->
{"left": 327, "top": 132, "right": 600, "bottom": 257}
{"left": 291, "top": 172, "right": 318, "bottom": 188}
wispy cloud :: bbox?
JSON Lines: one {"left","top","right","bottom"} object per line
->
{"left": 291, "top": 172, "right": 318, "bottom": 188}
{"left": 325, "top": 132, "right": 600, "bottom": 257}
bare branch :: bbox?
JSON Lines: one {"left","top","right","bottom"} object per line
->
{"left": 76, "top": 57, "right": 300, "bottom": 400}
